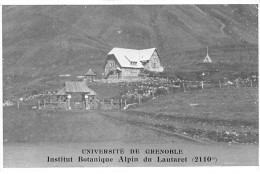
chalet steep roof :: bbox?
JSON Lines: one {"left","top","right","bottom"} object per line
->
{"left": 56, "top": 81, "right": 96, "bottom": 95}
{"left": 107, "top": 47, "right": 156, "bottom": 68}
{"left": 85, "top": 69, "right": 96, "bottom": 76}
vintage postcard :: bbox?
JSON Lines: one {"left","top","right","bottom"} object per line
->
{"left": 1, "top": 1, "right": 259, "bottom": 168}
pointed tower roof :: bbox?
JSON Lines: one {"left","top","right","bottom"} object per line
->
{"left": 203, "top": 46, "right": 212, "bottom": 63}
{"left": 85, "top": 69, "right": 96, "bottom": 76}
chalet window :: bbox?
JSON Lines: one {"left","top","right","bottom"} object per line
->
{"left": 130, "top": 62, "right": 137, "bottom": 66}
{"left": 151, "top": 56, "right": 159, "bottom": 68}
{"left": 110, "top": 62, "right": 115, "bottom": 67}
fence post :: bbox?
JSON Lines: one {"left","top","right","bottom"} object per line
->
{"left": 120, "top": 99, "right": 122, "bottom": 109}
{"left": 219, "top": 80, "right": 222, "bottom": 88}
{"left": 17, "top": 101, "right": 19, "bottom": 110}
{"left": 43, "top": 100, "right": 46, "bottom": 109}
{"left": 138, "top": 96, "right": 141, "bottom": 104}
{"left": 58, "top": 98, "right": 60, "bottom": 107}
{"left": 235, "top": 79, "right": 239, "bottom": 88}
{"left": 125, "top": 99, "right": 127, "bottom": 106}
{"left": 201, "top": 81, "right": 204, "bottom": 89}
{"left": 38, "top": 100, "right": 40, "bottom": 109}
{"left": 250, "top": 80, "right": 253, "bottom": 87}
{"left": 183, "top": 82, "right": 186, "bottom": 92}
{"left": 68, "top": 98, "right": 71, "bottom": 110}
{"left": 111, "top": 99, "right": 113, "bottom": 106}
{"left": 85, "top": 101, "right": 88, "bottom": 110}
{"left": 50, "top": 99, "right": 52, "bottom": 109}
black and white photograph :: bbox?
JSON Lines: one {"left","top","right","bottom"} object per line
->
{"left": 1, "top": 1, "right": 259, "bottom": 168}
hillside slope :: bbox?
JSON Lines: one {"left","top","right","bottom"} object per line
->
{"left": 2, "top": 5, "right": 258, "bottom": 99}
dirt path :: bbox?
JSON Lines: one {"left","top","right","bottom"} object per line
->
{"left": 3, "top": 110, "right": 258, "bottom": 167}
{"left": 99, "top": 111, "right": 211, "bottom": 145}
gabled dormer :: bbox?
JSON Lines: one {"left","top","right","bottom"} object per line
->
{"left": 130, "top": 61, "right": 137, "bottom": 66}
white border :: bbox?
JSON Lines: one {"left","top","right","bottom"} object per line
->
{"left": 1, "top": 1, "right": 259, "bottom": 174}
{"left": 0, "top": 0, "right": 260, "bottom": 5}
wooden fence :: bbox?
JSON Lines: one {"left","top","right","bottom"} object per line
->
{"left": 37, "top": 100, "right": 96, "bottom": 110}
{"left": 36, "top": 98, "right": 135, "bottom": 111}
{"left": 12, "top": 77, "right": 258, "bottom": 111}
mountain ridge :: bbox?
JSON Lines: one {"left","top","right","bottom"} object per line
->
{"left": 2, "top": 5, "right": 258, "bottom": 99}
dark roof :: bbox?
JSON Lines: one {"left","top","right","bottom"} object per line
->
{"left": 56, "top": 81, "right": 96, "bottom": 95}
{"left": 85, "top": 69, "right": 96, "bottom": 76}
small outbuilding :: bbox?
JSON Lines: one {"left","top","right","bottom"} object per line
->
{"left": 85, "top": 69, "right": 96, "bottom": 81}
{"left": 56, "top": 81, "right": 97, "bottom": 110}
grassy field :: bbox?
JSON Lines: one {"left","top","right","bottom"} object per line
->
{"left": 3, "top": 108, "right": 171, "bottom": 144}
{"left": 88, "top": 83, "right": 127, "bottom": 99}
{"left": 3, "top": 87, "right": 258, "bottom": 145}
{"left": 135, "top": 87, "right": 258, "bottom": 121}
{"left": 3, "top": 109, "right": 116, "bottom": 143}
{"left": 125, "top": 87, "right": 259, "bottom": 144}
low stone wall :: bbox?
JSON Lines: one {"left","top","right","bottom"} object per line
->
{"left": 96, "top": 77, "right": 147, "bottom": 84}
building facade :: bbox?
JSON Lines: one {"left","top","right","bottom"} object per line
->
{"left": 104, "top": 48, "right": 163, "bottom": 79}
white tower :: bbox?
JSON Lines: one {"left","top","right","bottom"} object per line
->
{"left": 203, "top": 46, "right": 212, "bottom": 63}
